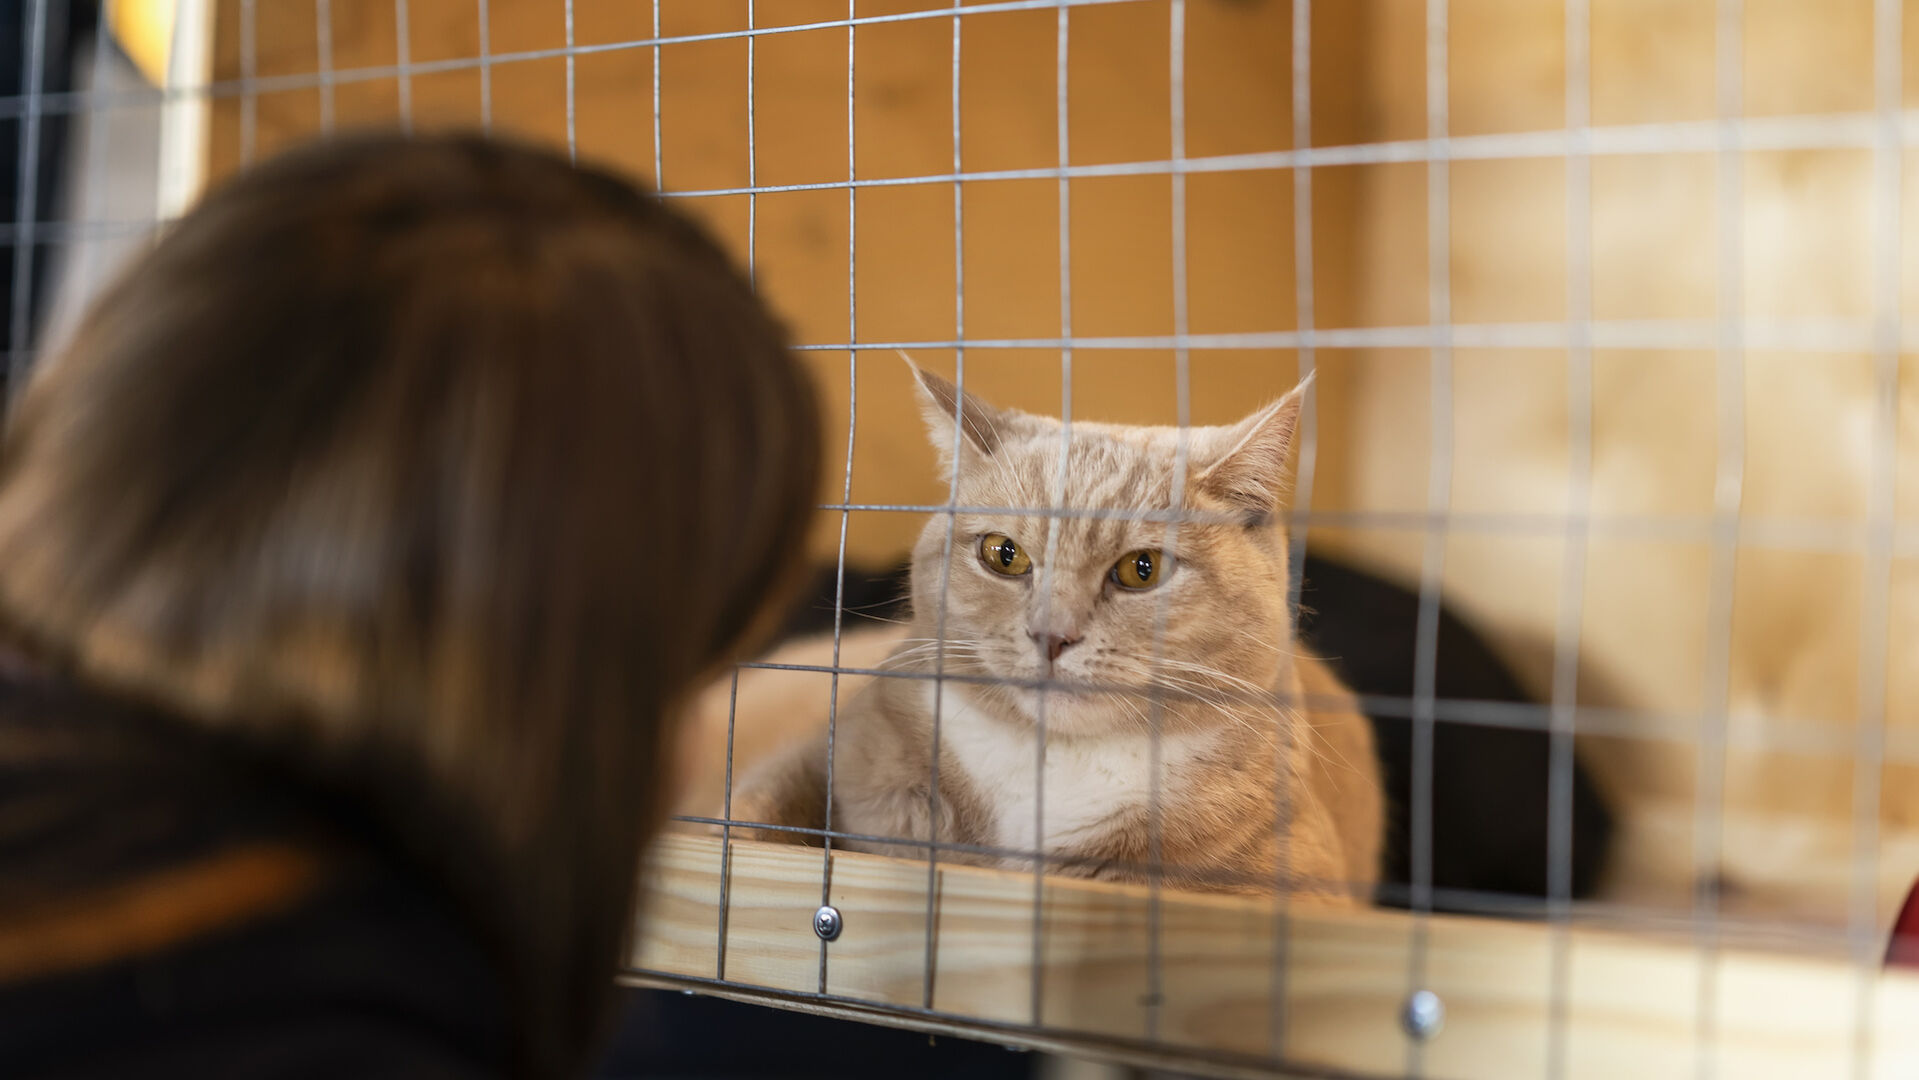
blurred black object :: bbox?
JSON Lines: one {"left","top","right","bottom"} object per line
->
{"left": 599, "top": 989, "right": 1037, "bottom": 1080}
{"left": 771, "top": 554, "right": 1615, "bottom": 909}
{"left": 1292, "top": 556, "right": 1614, "bottom": 907}
{"left": 0, "top": 0, "right": 95, "bottom": 401}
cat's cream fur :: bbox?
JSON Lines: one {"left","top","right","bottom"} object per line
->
{"left": 730, "top": 365, "right": 1382, "bottom": 901}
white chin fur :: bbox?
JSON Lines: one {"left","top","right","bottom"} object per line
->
{"left": 1010, "top": 684, "right": 1147, "bottom": 737}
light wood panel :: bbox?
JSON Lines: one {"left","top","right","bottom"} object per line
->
{"left": 635, "top": 832, "right": 1919, "bottom": 1080}
{"left": 1322, "top": 0, "right": 1919, "bottom": 928}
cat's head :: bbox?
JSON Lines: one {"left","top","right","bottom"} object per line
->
{"left": 904, "top": 361, "right": 1308, "bottom": 737}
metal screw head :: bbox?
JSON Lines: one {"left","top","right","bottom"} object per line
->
{"left": 812, "top": 904, "right": 843, "bottom": 942}
{"left": 1401, "top": 989, "right": 1445, "bottom": 1040}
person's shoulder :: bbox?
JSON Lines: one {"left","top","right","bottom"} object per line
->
{"left": 0, "top": 674, "right": 512, "bottom": 1080}
{"left": 0, "top": 836, "right": 511, "bottom": 1079}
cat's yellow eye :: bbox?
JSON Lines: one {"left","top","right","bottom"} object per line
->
{"left": 1111, "top": 549, "right": 1166, "bottom": 590}
{"left": 978, "top": 533, "right": 1032, "bottom": 576}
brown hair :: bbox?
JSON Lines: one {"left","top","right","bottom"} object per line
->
{"left": 0, "top": 133, "right": 819, "bottom": 1075}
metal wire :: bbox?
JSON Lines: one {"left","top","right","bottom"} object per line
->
{"left": 931, "top": 0, "right": 1003, "bottom": 1023}
{"left": 1272, "top": 0, "right": 1315, "bottom": 1056}
{"left": 680, "top": 813, "right": 1368, "bottom": 898}
{"left": 395, "top": 0, "right": 412, "bottom": 130}
{"left": 317, "top": 0, "right": 335, "bottom": 130}
{"left": 821, "top": 0, "right": 858, "bottom": 1000}
{"left": 238, "top": 0, "right": 255, "bottom": 164}
{"left": 627, "top": 966, "right": 1408, "bottom": 1080}
{"left": 1852, "top": 0, "right": 1903, "bottom": 1073}
{"left": 81, "top": 0, "right": 111, "bottom": 199}
{"left": 746, "top": 0, "right": 756, "bottom": 289}
{"left": 1547, "top": 2, "right": 1595, "bottom": 1077}
{"left": 1140, "top": 0, "right": 1193, "bottom": 1042}
{"left": 664, "top": 814, "right": 1895, "bottom": 958}
{"left": 650, "top": 0, "right": 661, "bottom": 186}
{"left": 791, "top": 502, "right": 1908, "bottom": 559}
{"left": 562, "top": 0, "right": 575, "bottom": 160}
{"left": 909, "top": 0, "right": 970, "bottom": 1011}
{"left": 476, "top": 0, "right": 489, "bottom": 129}
{"left": 1032, "top": 0, "right": 1075, "bottom": 1029}
{"left": 7, "top": 7, "right": 1919, "bottom": 155}
{"left": 1692, "top": 3, "right": 1749, "bottom": 1076}
{"left": 716, "top": 667, "right": 741, "bottom": 982}
{"left": 1404, "top": 0, "right": 1453, "bottom": 1075}
{"left": 718, "top": 0, "right": 760, "bottom": 1002}
{"left": 721, "top": 655, "right": 1919, "bottom": 764}
{"left": 21, "top": 73, "right": 1919, "bottom": 154}
{"left": 768, "top": 318, "right": 1919, "bottom": 352}
{"left": 7, "top": 0, "right": 49, "bottom": 396}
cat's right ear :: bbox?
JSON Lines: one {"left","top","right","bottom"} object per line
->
{"left": 1197, "top": 375, "right": 1312, "bottom": 522}
{"left": 905, "top": 358, "right": 1012, "bottom": 468}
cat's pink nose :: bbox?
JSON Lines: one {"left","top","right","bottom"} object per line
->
{"left": 1031, "top": 630, "right": 1081, "bottom": 663}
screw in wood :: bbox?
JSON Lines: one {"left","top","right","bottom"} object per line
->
{"left": 812, "top": 904, "right": 843, "bottom": 942}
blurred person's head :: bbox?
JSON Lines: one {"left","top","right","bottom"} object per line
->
{"left": 0, "top": 133, "right": 819, "bottom": 1076}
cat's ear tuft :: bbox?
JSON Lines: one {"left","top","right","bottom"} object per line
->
{"left": 903, "top": 356, "right": 1012, "bottom": 463}
{"left": 1197, "top": 375, "right": 1312, "bottom": 519}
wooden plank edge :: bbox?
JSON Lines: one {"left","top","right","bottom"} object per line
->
{"left": 632, "top": 832, "right": 1919, "bottom": 1080}
{"left": 617, "top": 971, "right": 1350, "bottom": 1080}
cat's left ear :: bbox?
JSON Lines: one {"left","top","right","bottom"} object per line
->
{"left": 904, "top": 357, "right": 1016, "bottom": 464}
{"left": 1196, "top": 374, "right": 1312, "bottom": 519}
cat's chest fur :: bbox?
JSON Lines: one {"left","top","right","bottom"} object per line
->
{"left": 927, "top": 683, "right": 1219, "bottom": 855}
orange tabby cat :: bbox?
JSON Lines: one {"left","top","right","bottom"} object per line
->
{"left": 727, "top": 365, "right": 1382, "bottom": 902}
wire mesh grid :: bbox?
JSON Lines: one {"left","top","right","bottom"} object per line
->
{"left": 1, "top": 0, "right": 1913, "bottom": 1077}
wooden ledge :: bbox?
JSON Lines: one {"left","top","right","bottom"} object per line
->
{"left": 630, "top": 832, "right": 1919, "bottom": 1079}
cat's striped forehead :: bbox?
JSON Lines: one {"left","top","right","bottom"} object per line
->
{"left": 950, "top": 419, "right": 1233, "bottom": 557}
{"left": 959, "top": 418, "right": 1224, "bottom": 504}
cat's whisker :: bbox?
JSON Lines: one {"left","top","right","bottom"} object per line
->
{"left": 877, "top": 640, "right": 993, "bottom": 672}
{"left": 1145, "top": 653, "right": 1274, "bottom": 686}
{"left": 1144, "top": 657, "right": 1289, "bottom": 702}
{"left": 1126, "top": 673, "right": 1303, "bottom": 742}
{"left": 1098, "top": 689, "right": 1155, "bottom": 736}
{"left": 1272, "top": 707, "right": 1362, "bottom": 776}
{"left": 1135, "top": 669, "right": 1267, "bottom": 708}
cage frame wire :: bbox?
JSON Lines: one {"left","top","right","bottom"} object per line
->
{"left": 1403, "top": 0, "right": 1452, "bottom": 1071}
{"left": 317, "top": 0, "right": 337, "bottom": 130}
{"left": 237, "top": 0, "right": 254, "bottom": 164}
{"left": 1691, "top": 4, "right": 1746, "bottom": 1073}
{"left": 820, "top": 0, "right": 859, "bottom": 1003}
{"left": 474, "top": 0, "right": 489, "bottom": 130}
{"left": 5, "top": 1, "right": 1917, "bottom": 1077}
{"left": 711, "top": 0, "right": 762, "bottom": 992}
{"left": 1270, "top": 0, "right": 1315, "bottom": 1058}
{"left": 911, "top": 0, "right": 963, "bottom": 1020}
{"left": 1546, "top": 0, "right": 1592, "bottom": 1077}
{"left": 7, "top": 0, "right": 49, "bottom": 393}
{"left": 1856, "top": 0, "right": 1905, "bottom": 1069}
{"left": 1141, "top": 0, "right": 1194, "bottom": 1044}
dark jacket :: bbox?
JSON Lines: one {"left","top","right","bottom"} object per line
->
{"left": 0, "top": 672, "right": 511, "bottom": 1078}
